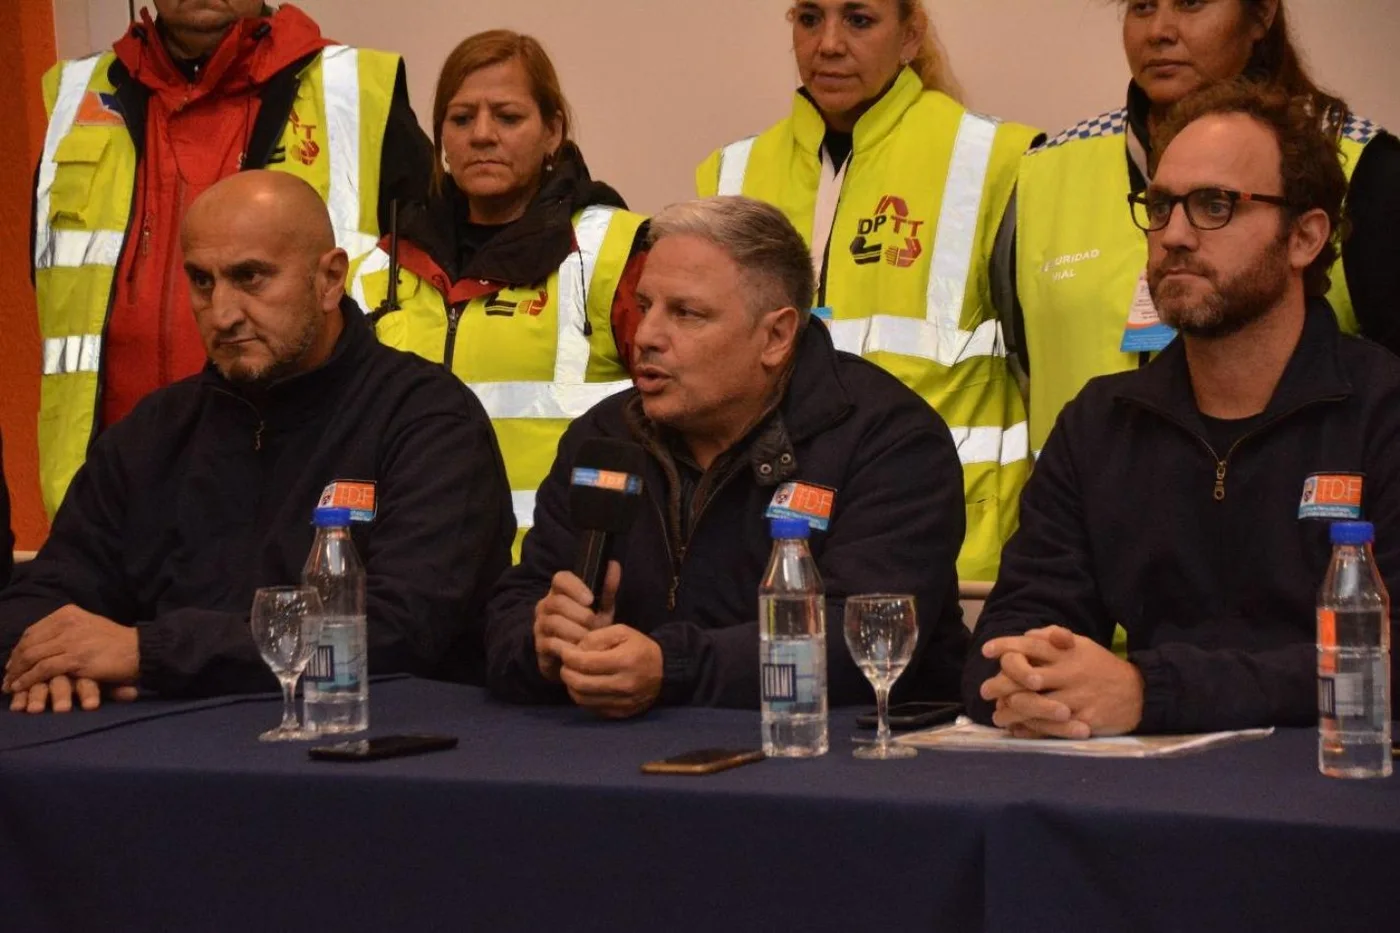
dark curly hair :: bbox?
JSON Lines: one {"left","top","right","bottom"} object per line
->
{"left": 1150, "top": 79, "right": 1348, "bottom": 298}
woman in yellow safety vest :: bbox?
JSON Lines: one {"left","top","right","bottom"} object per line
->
{"left": 1014, "top": 0, "right": 1400, "bottom": 455}
{"left": 697, "top": 0, "right": 1041, "bottom": 583}
{"left": 348, "top": 31, "right": 647, "bottom": 554}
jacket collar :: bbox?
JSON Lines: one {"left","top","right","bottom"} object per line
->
{"left": 114, "top": 5, "right": 329, "bottom": 105}
{"left": 393, "top": 142, "right": 626, "bottom": 292}
{"left": 791, "top": 67, "right": 925, "bottom": 157}
{"left": 1113, "top": 298, "right": 1354, "bottom": 427}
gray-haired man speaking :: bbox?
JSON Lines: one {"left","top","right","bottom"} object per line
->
{"left": 485, "top": 196, "right": 970, "bottom": 717}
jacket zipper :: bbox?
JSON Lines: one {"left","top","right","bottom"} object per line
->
{"left": 158, "top": 174, "right": 189, "bottom": 387}
{"left": 1125, "top": 395, "right": 1346, "bottom": 502}
{"left": 442, "top": 302, "right": 465, "bottom": 373}
{"left": 212, "top": 387, "right": 266, "bottom": 450}
{"left": 660, "top": 463, "right": 748, "bottom": 611}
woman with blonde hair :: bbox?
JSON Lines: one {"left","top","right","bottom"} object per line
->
{"left": 697, "top": 0, "right": 1041, "bottom": 583}
{"left": 1013, "top": 0, "right": 1400, "bottom": 456}
{"left": 349, "top": 30, "right": 648, "bottom": 553}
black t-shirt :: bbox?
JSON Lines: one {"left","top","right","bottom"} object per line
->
{"left": 1199, "top": 412, "right": 1266, "bottom": 457}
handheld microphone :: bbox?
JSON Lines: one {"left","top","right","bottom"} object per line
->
{"left": 569, "top": 439, "right": 647, "bottom": 603}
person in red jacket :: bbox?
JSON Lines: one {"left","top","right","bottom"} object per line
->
{"left": 32, "top": 1, "right": 431, "bottom": 515}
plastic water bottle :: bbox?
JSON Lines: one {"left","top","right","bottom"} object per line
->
{"left": 302, "top": 507, "right": 369, "bottom": 734}
{"left": 759, "top": 517, "right": 828, "bottom": 757}
{"left": 1317, "top": 520, "right": 1391, "bottom": 778}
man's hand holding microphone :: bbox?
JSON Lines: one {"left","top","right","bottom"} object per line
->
{"left": 532, "top": 439, "right": 661, "bottom": 719}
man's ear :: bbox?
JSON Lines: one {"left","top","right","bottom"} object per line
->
{"left": 759, "top": 306, "right": 801, "bottom": 369}
{"left": 319, "top": 248, "right": 349, "bottom": 311}
{"left": 1288, "top": 207, "right": 1331, "bottom": 275}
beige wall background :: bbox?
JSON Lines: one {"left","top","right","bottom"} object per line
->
{"left": 58, "top": 1, "right": 1400, "bottom": 214}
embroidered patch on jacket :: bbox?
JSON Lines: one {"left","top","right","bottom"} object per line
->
{"left": 766, "top": 482, "right": 836, "bottom": 531}
{"left": 1298, "top": 473, "right": 1364, "bottom": 520}
{"left": 318, "top": 480, "right": 377, "bottom": 522}
{"left": 74, "top": 90, "right": 124, "bottom": 127}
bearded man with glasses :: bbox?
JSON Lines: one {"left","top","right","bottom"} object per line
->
{"left": 961, "top": 80, "right": 1400, "bottom": 737}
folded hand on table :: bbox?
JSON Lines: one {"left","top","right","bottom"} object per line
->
{"left": 3, "top": 604, "right": 141, "bottom": 713}
{"left": 979, "top": 625, "right": 1144, "bottom": 738}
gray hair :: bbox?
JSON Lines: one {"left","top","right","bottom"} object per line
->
{"left": 646, "top": 196, "right": 815, "bottom": 321}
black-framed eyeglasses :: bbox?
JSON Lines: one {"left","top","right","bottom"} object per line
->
{"left": 1127, "top": 187, "right": 1293, "bottom": 233}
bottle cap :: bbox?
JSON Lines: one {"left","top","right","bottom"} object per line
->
{"left": 1330, "top": 521, "right": 1374, "bottom": 545}
{"left": 313, "top": 507, "right": 353, "bottom": 528}
{"left": 770, "top": 517, "right": 811, "bottom": 540}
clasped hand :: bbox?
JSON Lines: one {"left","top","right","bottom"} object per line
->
{"left": 3, "top": 605, "right": 140, "bottom": 713}
{"left": 978, "top": 625, "right": 1144, "bottom": 738}
{"left": 532, "top": 561, "right": 662, "bottom": 719}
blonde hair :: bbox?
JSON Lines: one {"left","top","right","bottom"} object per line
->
{"left": 898, "top": 0, "right": 962, "bottom": 100}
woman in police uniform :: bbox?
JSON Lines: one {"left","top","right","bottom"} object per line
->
{"left": 1015, "top": 0, "right": 1400, "bottom": 456}
{"left": 349, "top": 30, "right": 646, "bottom": 553}
{"left": 697, "top": 0, "right": 1040, "bottom": 583}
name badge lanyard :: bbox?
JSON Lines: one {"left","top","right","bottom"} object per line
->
{"left": 808, "top": 149, "right": 849, "bottom": 322}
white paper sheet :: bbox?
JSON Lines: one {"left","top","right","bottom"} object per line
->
{"left": 895, "top": 718, "right": 1275, "bottom": 758}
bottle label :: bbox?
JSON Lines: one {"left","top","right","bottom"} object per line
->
{"left": 761, "top": 640, "right": 821, "bottom": 710}
{"left": 304, "top": 620, "right": 363, "bottom": 689}
{"left": 1319, "top": 672, "right": 1367, "bottom": 719}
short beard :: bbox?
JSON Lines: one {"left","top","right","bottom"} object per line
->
{"left": 1150, "top": 228, "right": 1292, "bottom": 340}
{"left": 219, "top": 313, "right": 320, "bottom": 386}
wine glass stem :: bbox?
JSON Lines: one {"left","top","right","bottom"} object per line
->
{"left": 278, "top": 676, "right": 298, "bottom": 731}
{"left": 875, "top": 683, "right": 892, "bottom": 750}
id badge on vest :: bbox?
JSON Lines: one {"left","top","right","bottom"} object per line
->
{"left": 1120, "top": 272, "right": 1177, "bottom": 353}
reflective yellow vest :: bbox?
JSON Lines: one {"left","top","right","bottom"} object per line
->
{"left": 697, "top": 67, "right": 1040, "bottom": 582}
{"left": 1017, "top": 108, "right": 1384, "bottom": 454}
{"left": 348, "top": 206, "right": 644, "bottom": 556}
{"left": 33, "top": 47, "right": 399, "bottom": 517}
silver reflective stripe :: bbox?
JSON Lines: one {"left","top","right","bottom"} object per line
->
{"left": 339, "top": 230, "right": 380, "bottom": 261}
{"left": 34, "top": 55, "right": 103, "bottom": 270}
{"left": 467, "top": 379, "right": 633, "bottom": 422}
{"left": 926, "top": 112, "right": 998, "bottom": 336}
{"left": 716, "top": 137, "right": 756, "bottom": 196}
{"left": 318, "top": 46, "right": 366, "bottom": 256}
{"left": 554, "top": 207, "right": 616, "bottom": 383}
{"left": 34, "top": 229, "right": 124, "bottom": 270}
{"left": 826, "top": 317, "right": 1005, "bottom": 366}
{"left": 42, "top": 335, "right": 103, "bottom": 376}
{"left": 350, "top": 247, "right": 390, "bottom": 313}
{"left": 511, "top": 491, "right": 536, "bottom": 530}
{"left": 952, "top": 422, "right": 1029, "bottom": 468}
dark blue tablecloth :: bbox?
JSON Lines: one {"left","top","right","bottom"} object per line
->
{"left": 1, "top": 678, "right": 1396, "bottom": 933}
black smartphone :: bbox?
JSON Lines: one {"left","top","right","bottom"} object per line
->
{"left": 856, "top": 701, "right": 962, "bottom": 731}
{"left": 640, "top": 748, "right": 765, "bottom": 775}
{"left": 308, "top": 734, "right": 458, "bottom": 762}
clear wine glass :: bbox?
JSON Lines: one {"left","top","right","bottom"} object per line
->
{"left": 250, "top": 586, "right": 324, "bottom": 742}
{"left": 844, "top": 594, "right": 919, "bottom": 760}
